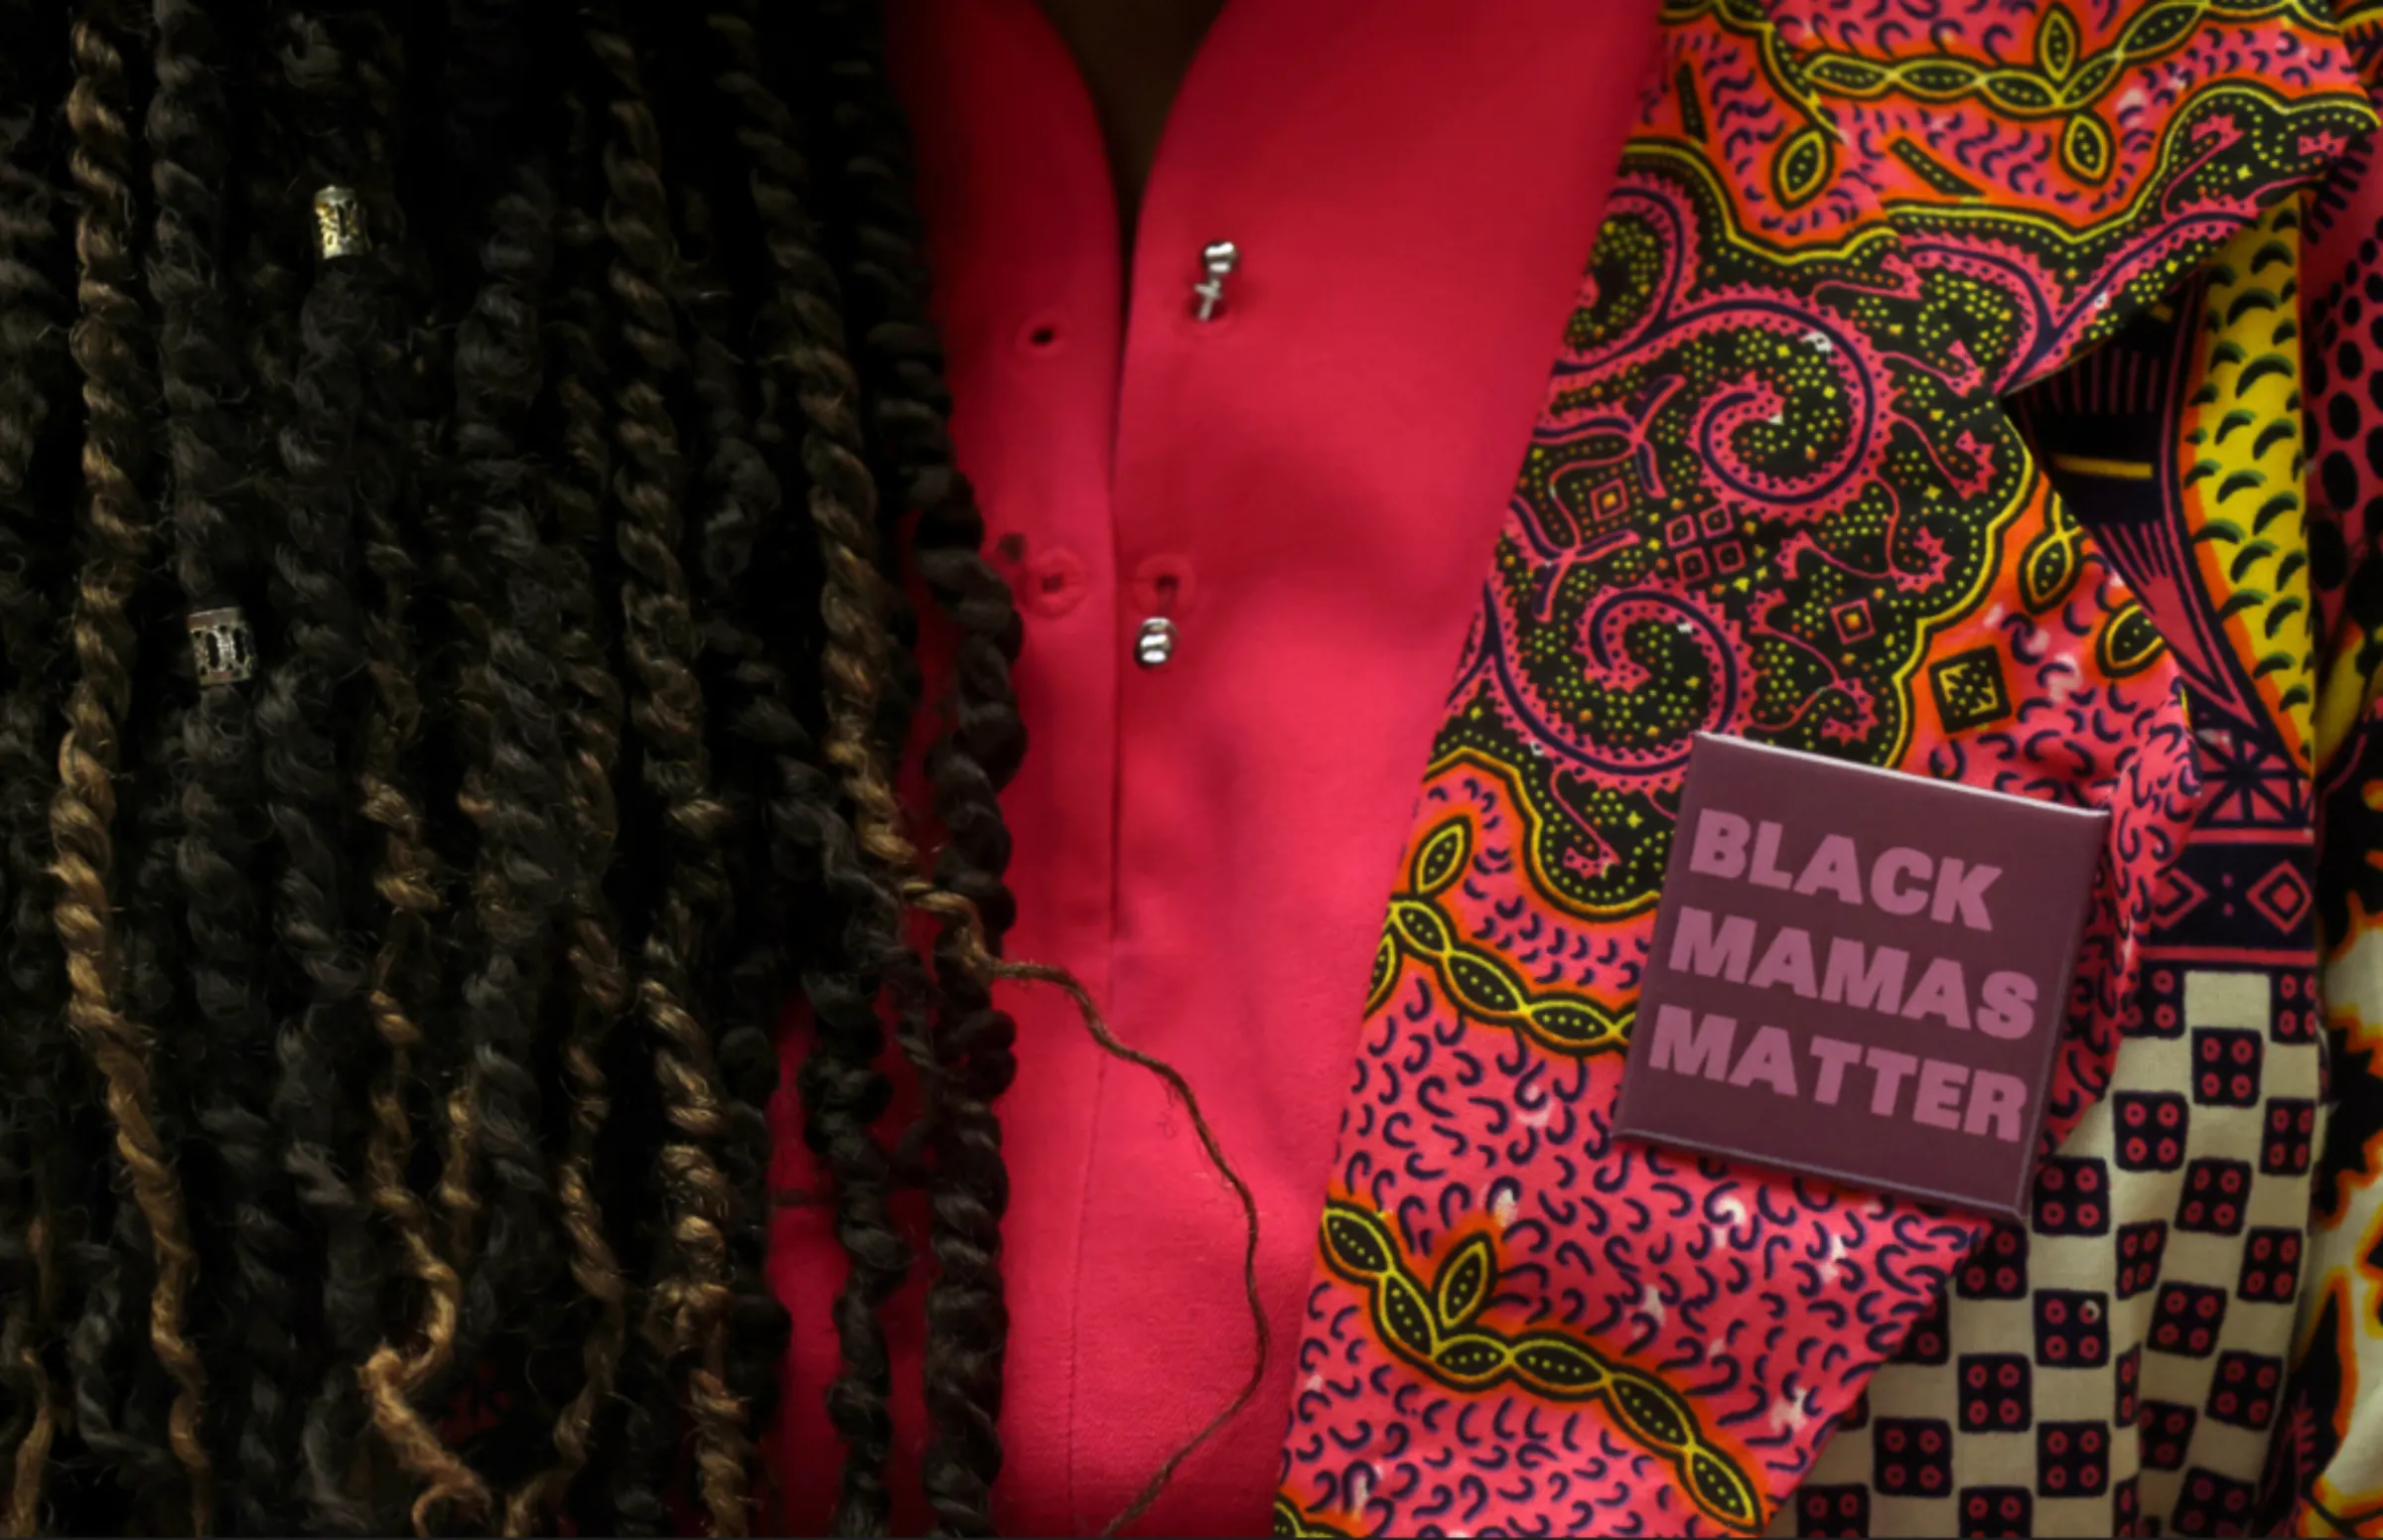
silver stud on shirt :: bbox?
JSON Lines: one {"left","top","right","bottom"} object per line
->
{"left": 1191, "top": 240, "right": 1239, "bottom": 322}
{"left": 188, "top": 607, "right": 256, "bottom": 686}
{"left": 1135, "top": 617, "right": 1178, "bottom": 669}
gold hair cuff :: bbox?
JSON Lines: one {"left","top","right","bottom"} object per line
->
{"left": 188, "top": 607, "right": 256, "bottom": 686}
{"left": 313, "top": 186, "right": 369, "bottom": 259}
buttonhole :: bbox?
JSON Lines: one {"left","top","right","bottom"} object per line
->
{"left": 1030, "top": 324, "right": 1060, "bottom": 348}
{"left": 996, "top": 532, "right": 1028, "bottom": 563}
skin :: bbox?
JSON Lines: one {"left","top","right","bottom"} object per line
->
{"left": 1035, "top": 0, "right": 1228, "bottom": 230}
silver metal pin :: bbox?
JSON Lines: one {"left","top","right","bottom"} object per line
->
{"left": 1191, "top": 240, "right": 1239, "bottom": 322}
{"left": 1135, "top": 617, "right": 1179, "bottom": 668}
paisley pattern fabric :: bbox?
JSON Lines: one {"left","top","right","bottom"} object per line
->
{"left": 1272, "top": 3, "right": 2377, "bottom": 1535}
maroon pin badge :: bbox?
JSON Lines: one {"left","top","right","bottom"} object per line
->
{"left": 1612, "top": 734, "right": 2107, "bottom": 1218}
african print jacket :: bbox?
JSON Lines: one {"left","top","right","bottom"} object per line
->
{"left": 1271, "top": 3, "right": 2383, "bottom": 1536}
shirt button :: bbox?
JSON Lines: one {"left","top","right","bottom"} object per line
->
{"left": 1135, "top": 617, "right": 1178, "bottom": 669}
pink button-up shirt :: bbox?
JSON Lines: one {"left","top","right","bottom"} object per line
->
{"left": 768, "top": 5, "right": 1660, "bottom": 1532}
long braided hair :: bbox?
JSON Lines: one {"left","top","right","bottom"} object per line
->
{"left": 0, "top": 2, "right": 1275, "bottom": 1534}
{"left": 0, "top": 0, "right": 78, "bottom": 1530}
{"left": 51, "top": 0, "right": 215, "bottom": 1526}
{"left": 146, "top": 1, "right": 307, "bottom": 1532}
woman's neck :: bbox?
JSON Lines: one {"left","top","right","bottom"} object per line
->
{"left": 1035, "top": 0, "right": 1228, "bottom": 232}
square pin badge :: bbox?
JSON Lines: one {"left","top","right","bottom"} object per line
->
{"left": 1612, "top": 735, "right": 2108, "bottom": 1219}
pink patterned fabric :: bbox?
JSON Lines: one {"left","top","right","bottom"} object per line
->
{"left": 1273, "top": 4, "right": 2374, "bottom": 1535}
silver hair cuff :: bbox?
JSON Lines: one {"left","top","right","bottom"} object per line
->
{"left": 188, "top": 607, "right": 256, "bottom": 686}
{"left": 313, "top": 185, "right": 370, "bottom": 259}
